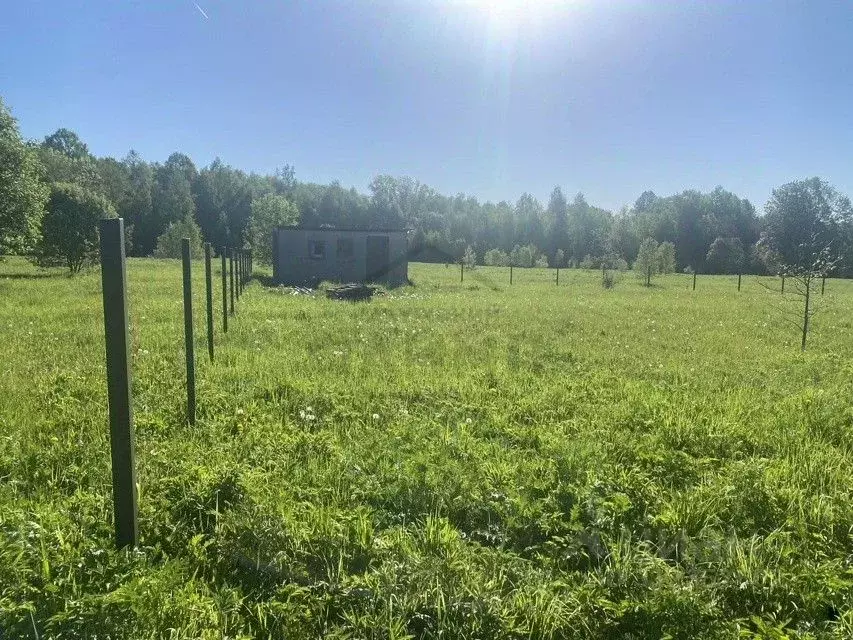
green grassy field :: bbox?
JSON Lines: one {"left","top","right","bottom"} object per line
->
{"left": 2, "top": 257, "right": 853, "bottom": 639}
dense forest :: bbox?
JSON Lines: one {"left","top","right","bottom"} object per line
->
{"left": 2, "top": 98, "right": 852, "bottom": 275}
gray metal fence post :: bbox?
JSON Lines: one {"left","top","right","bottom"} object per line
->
{"left": 182, "top": 239, "right": 196, "bottom": 425}
{"left": 221, "top": 248, "right": 228, "bottom": 333}
{"left": 229, "top": 249, "right": 235, "bottom": 315}
{"left": 236, "top": 250, "right": 242, "bottom": 300}
{"left": 204, "top": 243, "right": 214, "bottom": 361}
{"left": 98, "top": 217, "right": 138, "bottom": 549}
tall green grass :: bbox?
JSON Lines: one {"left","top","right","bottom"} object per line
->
{"left": 1, "top": 258, "right": 852, "bottom": 638}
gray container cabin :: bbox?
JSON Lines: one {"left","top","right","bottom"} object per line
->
{"left": 272, "top": 227, "right": 409, "bottom": 286}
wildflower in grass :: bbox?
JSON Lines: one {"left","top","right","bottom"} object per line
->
{"left": 236, "top": 408, "right": 245, "bottom": 415}
{"left": 465, "top": 417, "right": 473, "bottom": 424}
{"left": 372, "top": 413, "right": 380, "bottom": 420}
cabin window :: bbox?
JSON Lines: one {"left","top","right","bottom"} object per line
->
{"left": 309, "top": 240, "right": 326, "bottom": 259}
{"left": 337, "top": 238, "right": 354, "bottom": 259}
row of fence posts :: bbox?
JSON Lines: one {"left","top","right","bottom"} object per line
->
{"left": 182, "top": 243, "right": 251, "bottom": 425}
{"left": 99, "top": 218, "right": 253, "bottom": 548}
{"left": 456, "top": 262, "right": 827, "bottom": 295}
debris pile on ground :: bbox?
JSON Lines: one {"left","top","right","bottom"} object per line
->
{"left": 267, "top": 285, "right": 315, "bottom": 296}
{"left": 325, "top": 283, "right": 378, "bottom": 301}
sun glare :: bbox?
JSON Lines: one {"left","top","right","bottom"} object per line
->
{"left": 452, "top": 0, "right": 567, "bottom": 43}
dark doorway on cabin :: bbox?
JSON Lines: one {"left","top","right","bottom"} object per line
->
{"left": 366, "top": 235, "right": 390, "bottom": 281}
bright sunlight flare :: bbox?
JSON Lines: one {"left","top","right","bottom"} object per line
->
{"left": 449, "top": 0, "right": 568, "bottom": 41}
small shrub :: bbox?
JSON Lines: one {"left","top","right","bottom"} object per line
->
{"left": 511, "top": 244, "right": 539, "bottom": 268}
{"left": 579, "top": 254, "right": 596, "bottom": 270}
{"left": 463, "top": 245, "right": 477, "bottom": 269}
{"left": 38, "top": 182, "right": 116, "bottom": 272}
{"left": 612, "top": 257, "right": 629, "bottom": 271}
{"left": 656, "top": 241, "right": 676, "bottom": 274}
{"left": 153, "top": 216, "right": 203, "bottom": 259}
{"left": 483, "top": 248, "right": 509, "bottom": 266}
{"left": 634, "top": 237, "right": 659, "bottom": 284}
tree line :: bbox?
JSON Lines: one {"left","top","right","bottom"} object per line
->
{"left": 1, "top": 97, "right": 852, "bottom": 276}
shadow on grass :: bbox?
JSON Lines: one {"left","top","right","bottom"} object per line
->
{"left": 0, "top": 272, "right": 67, "bottom": 280}
{"left": 252, "top": 273, "right": 416, "bottom": 290}
{"left": 253, "top": 274, "right": 277, "bottom": 288}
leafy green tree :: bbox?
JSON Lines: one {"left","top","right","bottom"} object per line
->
{"left": 672, "top": 190, "right": 712, "bottom": 272}
{"left": 248, "top": 193, "right": 299, "bottom": 263}
{"left": 553, "top": 248, "right": 565, "bottom": 268}
{"left": 294, "top": 181, "right": 371, "bottom": 230}
{"left": 37, "top": 128, "right": 102, "bottom": 191}
{"left": 567, "top": 193, "right": 612, "bottom": 262}
{"left": 634, "top": 190, "right": 659, "bottom": 213}
{"left": 193, "top": 158, "right": 252, "bottom": 248}
{"left": 656, "top": 241, "right": 676, "bottom": 273}
{"left": 578, "top": 254, "right": 596, "bottom": 269}
{"left": 42, "top": 128, "right": 90, "bottom": 159}
{"left": 630, "top": 187, "right": 757, "bottom": 271}
{"left": 38, "top": 183, "right": 116, "bottom": 272}
{"left": 705, "top": 237, "right": 745, "bottom": 274}
{"left": 510, "top": 243, "right": 538, "bottom": 268}
{"left": 153, "top": 215, "right": 203, "bottom": 259}
{"left": 273, "top": 165, "right": 296, "bottom": 195}
{"left": 634, "top": 237, "right": 659, "bottom": 285}
{"left": 608, "top": 209, "right": 639, "bottom": 264}
{"left": 0, "top": 99, "right": 48, "bottom": 255}
{"left": 162, "top": 152, "right": 197, "bottom": 186}
{"left": 708, "top": 186, "right": 759, "bottom": 246}
{"left": 546, "top": 186, "right": 568, "bottom": 260}
{"left": 151, "top": 153, "right": 196, "bottom": 235}
{"left": 762, "top": 178, "right": 853, "bottom": 349}
{"left": 368, "top": 174, "right": 408, "bottom": 228}
{"left": 515, "top": 194, "right": 545, "bottom": 252}
{"left": 463, "top": 245, "right": 477, "bottom": 269}
{"left": 483, "top": 248, "right": 509, "bottom": 266}
{"left": 96, "top": 157, "right": 131, "bottom": 209}
{"left": 493, "top": 200, "right": 515, "bottom": 251}
{"left": 119, "top": 151, "right": 155, "bottom": 254}
{"left": 763, "top": 178, "right": 853, "bottom": 273}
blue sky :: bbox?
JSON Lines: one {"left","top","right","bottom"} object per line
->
{"left": 2, "top": 1, "right": 851, "bottom": 211}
